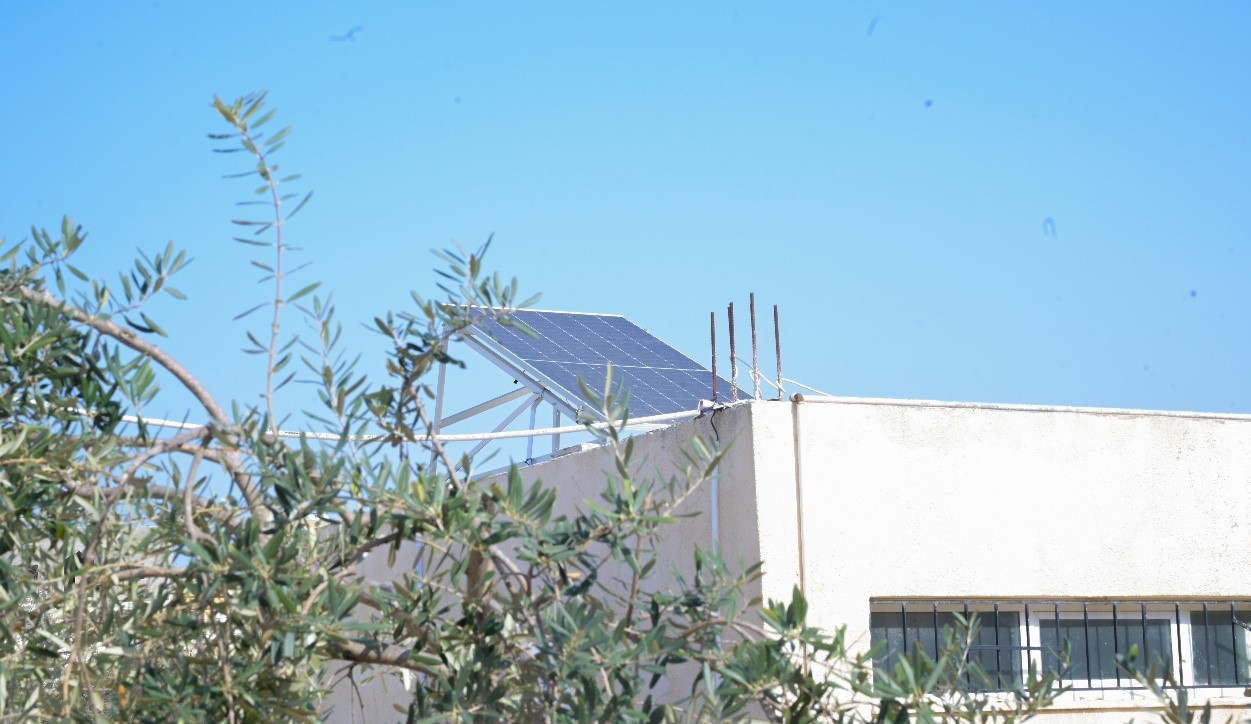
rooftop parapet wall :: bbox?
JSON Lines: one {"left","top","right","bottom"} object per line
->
{"left": 772, "top": 397, "right": 1251, "bottom": 605}
{"left": 333, "top": 397, "right": 1251, "bottom": 721}
{"left": 756, "top": 397, "right": 1251, "bottom": 720}
{"left": 728, "top": 396, "right": 1250, "bottom": 606}
{"left": 503, "top": 401, "right": 759, "bottom": 598}
{"left": 503, "top": 396, "right": 1251, "bottom": 632}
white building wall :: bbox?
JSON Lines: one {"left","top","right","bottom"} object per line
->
{"left": 323, "top": 533, "right": 421, "bottom": 723}
{"left": 333, "top": 397, "right": 1251, "bottom": 722}
{"left": 769, "top": 397, "right": 1251, "bottom": 722}
{"left": 519, "top": 398, "right": 1251, "bottom": 722}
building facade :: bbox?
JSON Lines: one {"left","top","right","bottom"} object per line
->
{"left": 330, "top": 396, "right": 1251, "bottom": 722}
{"left": 505, "top": 396, "right": 1251, "bottom": 722}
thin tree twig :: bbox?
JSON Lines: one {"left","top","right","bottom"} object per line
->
{"left": 230, "top": 120, "right": 287, "bottom": 431}
{"left": 183, "top": 446, "right": 213, "bottom": 544}
{"left": 411, "top": 393, "right": 463, "bottom": 493}
{"left": 118, "top": 427, "right": 209, "bottom": 487}
{"left": 330, "top": 640, "right": 443, "bottom": 677}
{"left": 112, "top": 565, "right": 191, "bottom": 582}
{"left": 16, "top": 284, "right": 267, "bottom": 520}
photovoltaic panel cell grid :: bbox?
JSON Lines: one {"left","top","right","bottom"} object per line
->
{"left": 471, "top": 310, "right": 753, "bottom": 417}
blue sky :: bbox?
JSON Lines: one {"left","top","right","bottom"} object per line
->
{"left": 3, "top": 1, "right": 1250, "bottom": 438}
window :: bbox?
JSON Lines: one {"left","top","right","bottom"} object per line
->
{"left": 1190, "top": 607, "right": 1251, "bottom": 687}
{"left": 870, "top": 600, "right": 1251, "bottom": 694}
{"left": 1036, "top": 610, "right": 1172, "bottom": 687}
{"left": 870, "top": 606, "right": 1021, "bottom": 690}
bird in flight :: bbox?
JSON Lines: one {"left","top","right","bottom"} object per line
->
{"left": 329, "top": 26, "right": 364, "bottom": 42}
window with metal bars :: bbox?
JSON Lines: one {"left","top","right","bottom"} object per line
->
{"left": 870, "top": 608, "right": 1021, "bottom": 690}
{"left": 870, "top": 601, "right": 1251, "bottom": 693}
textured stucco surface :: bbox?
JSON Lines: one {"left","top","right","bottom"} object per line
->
{"left": 494, "top": 404, "right": 757, "bottom": 706}
{"left": 530, "top": 398, "right": 1251, "bottom": 719}
{"left": 325, "top": 404, "right": 755, "bottom": 721}
{"left": 757, "top": 398, "right": 1251, "bottom": 720}
{"left": 324, "top": 530, "right": 421, "bottom": 722}
{"left": 332, "top": 397, "right": 1251, "bottom": 721}
{"left": 776, "top": 400, "right": 1251, "bottom": 624}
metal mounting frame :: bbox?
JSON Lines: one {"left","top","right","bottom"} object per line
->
{"left": 457, "top": 328, "right": 599, "bottom": 423}
{"left": 426, "top": 320, "right": 599, "bottom": 472}
{"left": 429, "top": 310, "right": 711, "bottom": 472}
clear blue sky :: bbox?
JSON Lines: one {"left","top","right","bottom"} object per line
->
{"left": 3, "top": 2, "right": 1250, "bottom": 433}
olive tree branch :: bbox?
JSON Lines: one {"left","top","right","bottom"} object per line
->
{"left": 232, "top": 120, "right": 286, "bottom": 429}
{"left": 15, "top": 283, "right": 267, "bottom": 520}
{"left": 330, "top": 640, "right": 443, "bottom": 678}
{"left": 112, "top": 564, "right": 192, "bottom": 582}
{"left": 64, "top": 479, "right": 214, "bottom": 511}
{"left": 118, "top": 426, "right": 209, "bottom": 486}
{"left": 182, "top": 445, "right": 213, "bottom": 544}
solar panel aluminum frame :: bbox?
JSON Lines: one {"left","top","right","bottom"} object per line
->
{"left": 460, "top": 307, "right": 756, "bottom": 423}
{"left": 457, "top": 325, "right": 599, "bottom": 423}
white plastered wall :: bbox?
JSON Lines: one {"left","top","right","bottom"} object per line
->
{"left": 496, "top": 404, "right": 758, "bottom": 706}
{"left": 332, "top": 397, "right": 1251, "bottom": 722}
{"left": 751, "top": 398, "right": 1251, "bottom": 723}
{"left": 325, "top": 404, "right": 757, "bottom": 722}
{"left": 324, "top": 534, "right": 421, "bottom": 723}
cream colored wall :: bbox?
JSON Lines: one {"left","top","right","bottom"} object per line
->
{"left": 332, "top": 397, "right": 1251, "bottom": 721}
{"left": 499, "top": 407, "right": 757, "bottom": 706}
{"left": 771, "top": 399, "right": 1251, "bottom": 628}
{"left": 749, "top": 397, "right": 1251, "bottom": 721}
{"left": 502, "top": 411, "right": 736, "bottom": 592}
{"left": 324, "top": 532, "right": 421, "bottom": 723}
{"left": 324, "top": 407, "right": 756, "bottom": 722}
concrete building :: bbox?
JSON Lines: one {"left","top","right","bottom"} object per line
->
{"left": 499, "top": 395, "right": 1251, "bottom": 722}
{"left": 329, "top": 395, "right": 1251, "bottom": 722}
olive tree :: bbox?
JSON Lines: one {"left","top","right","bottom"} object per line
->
{"left": 0, "top": 93, "right": 1062, "bottom": 722}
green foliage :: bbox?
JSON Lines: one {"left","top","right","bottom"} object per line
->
{"left": 0, "top": 94, "right": 1064, "bottom": 722}
{"left": 1117, "top": 647, "right": 1245, "bottom": 724}
{"left": 864, "top": 615, "right": 1063, "bottom": 724}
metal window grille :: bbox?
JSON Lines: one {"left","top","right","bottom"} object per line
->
{"left": 871, "top": 600, "right": 1251, "bottom": 692}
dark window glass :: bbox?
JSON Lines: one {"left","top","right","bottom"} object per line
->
{"left": 870, "top": 609, "right": 1021, "bottom": 690}
{"left": 1039, "top": 614, "right": 1172, "bottom": 684}
{"left": 1189, "top": 609, "right": 1251, "bottom": 686}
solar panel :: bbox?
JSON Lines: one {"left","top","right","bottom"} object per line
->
{"left": 464, "top": 309, "right": 753, "bottom": 418}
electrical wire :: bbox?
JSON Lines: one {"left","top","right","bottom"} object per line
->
{"left": 103, "top": 408, "right": 703, "bottom": 443}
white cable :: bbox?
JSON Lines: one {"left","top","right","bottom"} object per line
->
{"left": 782, "top": 377, "right": 832, "bottom": 397}
{"left": 729, "top": 355, "right": 832, "bottom": 397}
{"left": 109, "top": 408, "right": 703, "bottom": 444}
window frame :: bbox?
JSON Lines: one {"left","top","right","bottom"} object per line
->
{"left": 869, "top": 600, "right": 1251, "bottom": 699}
{"left": 870, "top": 603, "right": 1029, "bottom": 690}
{"left": 1184, "top": 603, "right": 1251, "bottom": 692}
{"left": 1025, "top": 604, "right": 1177, "bottom": 690}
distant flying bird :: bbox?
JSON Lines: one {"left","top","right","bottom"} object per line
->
{"left": 1042, "top": 217, "right": 1057, "bottom": 238}
{"left": 867, "top": 15, "right": 881, "bottom": 36}
{"left": 329, "top": 26, "right": 364, "bottom": 42}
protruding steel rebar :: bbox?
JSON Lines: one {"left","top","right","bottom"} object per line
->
{"left": 773, "top": 304, "right": 783, "bottom": 400}
{"left": 750, "top": 293, "right": 761, "bottom": 399}
{"left": 710, "top": 311, "right": 718, "bottom": 402}
{"left": 727, "top": 303, "right": 738, "bottom": 402}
